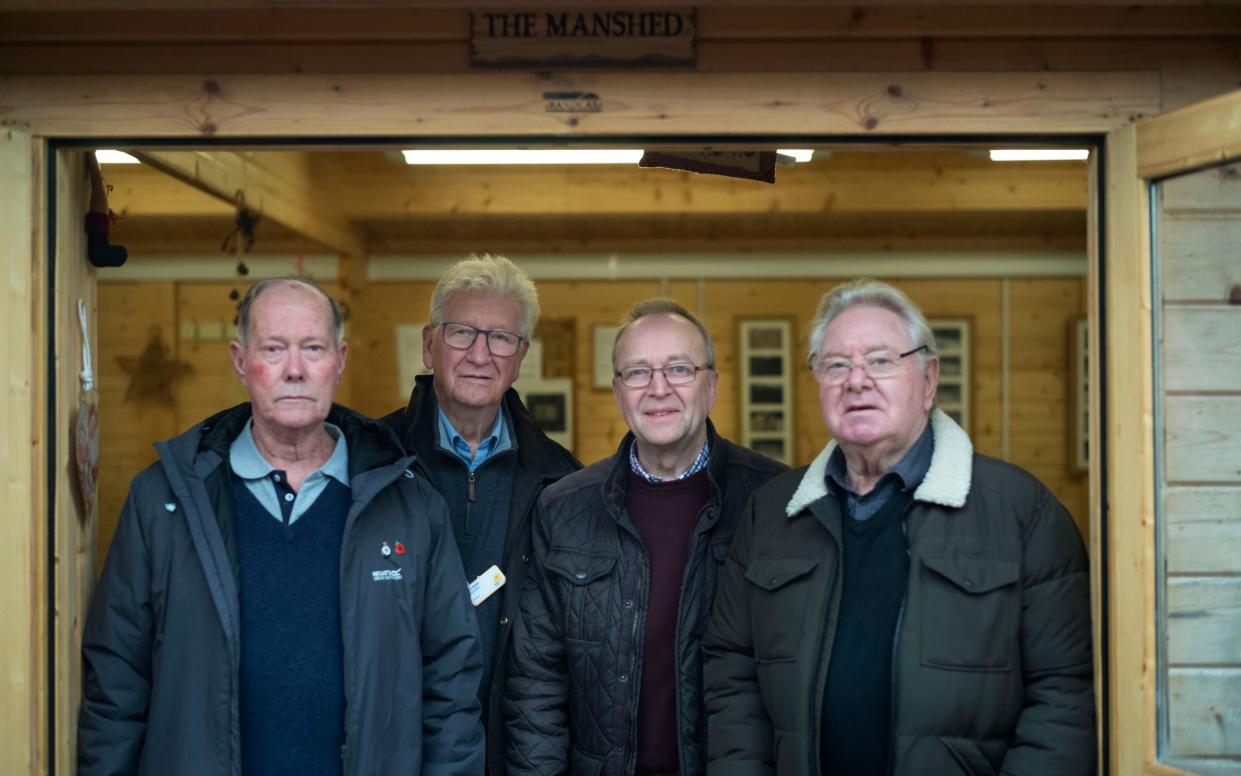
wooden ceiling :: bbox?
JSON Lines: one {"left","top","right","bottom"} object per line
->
{"left": 99, "top": 147, "right": 1089, "bottom": 257}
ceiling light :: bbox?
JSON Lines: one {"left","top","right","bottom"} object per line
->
{"left": 989, "top": 149, "right": 1090, "bottom": 162}
{"left": 402, "top": 149, "right": 644, "bottom": 165}
{"left": 402, "top": 149, "right": 817, "bottom": 165}
{"left": 95, "top": 150, "right": 140, "bottom": 164}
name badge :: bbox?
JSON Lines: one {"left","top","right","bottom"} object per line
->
{"left": 469, "top": 565, "right": 506, "bottom": 607}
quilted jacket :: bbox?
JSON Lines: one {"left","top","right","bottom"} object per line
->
{"left": 702, "top": 409, "right": 1095, "bottom": 776}
{"left": 505, "top": 422, "right": 787, "bottom": 776}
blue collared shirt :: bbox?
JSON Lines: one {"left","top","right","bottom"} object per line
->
{"left": 825, "top": 421, "right": 934, "bottom": 522}
{"left": 437, "top": 406, "right": 512, "bottom": 473}
{"left": 628, "top": 436, "right": 712, "bottom": 483}
{"left": 228, "top": 418, "right": 350, "bottom": 526}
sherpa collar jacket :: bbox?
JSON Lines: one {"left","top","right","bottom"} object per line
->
{"left": 702, "top": 409, "right": 1095, "bottom": 776}
{"left": 78, "top": 402, "right": 485, "bottom": 776}
{"left": 504, "top": 422, "right": 787, "bottom": 776}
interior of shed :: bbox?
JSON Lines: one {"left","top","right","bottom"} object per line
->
{"left": 90, "top": 144, "right": 1090, "bottom": 564}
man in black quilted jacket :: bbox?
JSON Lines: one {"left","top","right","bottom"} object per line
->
{"left": 504, "top": 298, "right": 787, "bottom": 776}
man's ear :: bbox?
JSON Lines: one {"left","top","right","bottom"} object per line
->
{"left": 923, "top": 356, "right": 941, "bottom": 412}
{"left": 422, "top": 325, "right": 435, "bottom": 370}
{"left": 229, "top": 340, "right": 247, "bottom": 381}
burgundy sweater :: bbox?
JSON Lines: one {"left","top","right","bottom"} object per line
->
{"left": 625, "top": 467, "right": 710, "bottom": 776}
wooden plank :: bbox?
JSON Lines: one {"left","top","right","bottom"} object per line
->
{"left": 1104, "top": 121, "right": 1158, "bottom": 775}
{"left": 52, "top": 150, "right": 96, "bottom": 776}
{"left": 134, "top": 150, "right": 366, "bottom": 258}
{"left": 1167, "top": 669, "right": 1241, "bottom": 757}
{"left": 0, "top": 71, "right": 1162, "bottom": 137}
{"left": 1162, "top": 308, "right": 1241, "bottom": 393}
{"left": 1167, "top": 578, "right": 1241, "bottom": 665}
{"left": 1137, "top": 88, "right": 1241, "bottom": 180}
{"left": 104, "top": 165, "right": 231, "bottom": 217}
{"left": 314, "top": 150, "right": 1088, "bottom": 218}
{"left": 1165, "top": 487, "right": 1241, "bottom": 576}
{"left": 1159, "top": 159, "right": 1241, "bottom": 212}
{"left": 1158, "top": 216, "right": 1241, "bottom": 304}
{"left": 1165, "top": 397, "right": 1241, "bottom": 484}
{"left": 698, "top": 6, "right": 1241, "bottom": 39}
{"left": 0, "top": 127, "right": 40, "bottom": 776}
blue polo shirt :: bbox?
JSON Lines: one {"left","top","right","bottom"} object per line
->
{"left": 228, "top": 418, "right": 350, "bottom": 525}
{"left": 437, "top": 406, "right": 512, "bottom": 472}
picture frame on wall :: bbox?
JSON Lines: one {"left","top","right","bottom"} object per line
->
{"left": 737, "top": 318, "right": 794, "bottom": 465}
{"left": 593, "top": 324, "right": 621, "bottom": 389}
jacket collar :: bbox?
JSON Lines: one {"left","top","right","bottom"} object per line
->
{"left": 402, "top": 373, "right": 576, "bottom": 480}
{"left": 785, "top": 408, "right": 973, "bottom": 517}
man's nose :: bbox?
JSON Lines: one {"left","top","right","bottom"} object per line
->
{"left": 465, "top": 332, "right": 492, "bottom": 362}
{"left": 844, "top": 361, "right": 870, "bottom": 389}
{"left": 284, "top": 348, "right": 306, "bottom": 380}
{"left": 646, "top": 368, "right": 673, "bottom": 395}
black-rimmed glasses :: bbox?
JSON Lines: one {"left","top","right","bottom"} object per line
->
{"left": 438, "top": 322, "right": 525, "bottom": 357}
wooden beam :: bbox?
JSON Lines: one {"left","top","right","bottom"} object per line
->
{"left": 0, "top": 71, "right": 1161, "bottom": 137}
{"left": 314, "top": 150, "right": 1087, "bottom": 218}
{"left": 1137, "top": 88, "right": 1241, "bottom": 179}
{"left": 0, "top": 127, "right": 42, "bottom": 776}
{"left": 104, "top": 164, "right": 232, "bottom": 217}
{"left": 133, "top": 150, "right": 366, "bottom": 258}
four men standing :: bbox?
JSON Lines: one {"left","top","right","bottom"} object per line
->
{"left": 81, "top": 265, "right": 1094, "bottom": 776}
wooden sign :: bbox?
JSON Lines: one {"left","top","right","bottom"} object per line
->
{"left": 471, "top": 8, "right": 695, "bottom": 69}
{"left": 639, "top": 151, "right": 778, "bottom": 183}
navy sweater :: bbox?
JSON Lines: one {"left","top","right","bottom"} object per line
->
{"left": 234, "top": 477, "right": 351, "bottom": 776}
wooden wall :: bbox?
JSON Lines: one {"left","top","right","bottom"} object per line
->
{"left": 1157, "top": 159, "right": 1241, "bottom": 771}
{"left": 98, "top": 271, "right": 1089, "bottom": 565}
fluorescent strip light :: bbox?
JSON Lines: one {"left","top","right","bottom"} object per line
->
{"left": 989, "top": 149, "right": 1090, "bottom": 162}
{"left": 95, "top": 150, "right": 140, "bottom": 164}
{"left": 403, "top": 149, "right": 817, "bottom": 165}
{"left": 402, "top": 149, "right": 643, "bottom": 165}
{"left": 777, "top": 149, "right": 814, "bottom": 162}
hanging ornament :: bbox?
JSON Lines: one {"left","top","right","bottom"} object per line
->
{"left": 74, "top": 300, "right": 100, "bottom": 520}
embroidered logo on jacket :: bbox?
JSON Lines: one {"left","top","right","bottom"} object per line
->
{"left": 372, "top": 569, "right": 403, "bottom": 582}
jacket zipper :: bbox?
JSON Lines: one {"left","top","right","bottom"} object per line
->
{"left": 807, "top": 528, "right": 843, "bottom": 776}
{"left": 671, "top": 503, "right": 714, "bottom": 776}
{"left": 467, "top": 470, "right": 476, "bottom": 503}
{"left": 885, "top": 514, "right": 912, "bottom": 776}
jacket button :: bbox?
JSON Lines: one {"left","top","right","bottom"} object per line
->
{"left": 521, "top": 553, "right": 530, "bottom": 562}
{"left": 623, "top": 599, "right": 633, "bottom": 609}
{"left": 769, "top": 576, "right": 778, "bottom": 586}
{"left": 963, "top": 579, "right": 974, "bottom": 588}
{"left": 575, "top": 571, "right": 587, "bottom": 580}
{"left": 619, "top": 673, "right": 628, "bottom": 682}
{"left": 614, "top": 747, "right": 623, "bottom": 755}
{"left": 499, "top": 616, "right": 510, "bottom": 626}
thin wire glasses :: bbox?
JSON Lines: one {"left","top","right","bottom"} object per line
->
{"left": 616, "top": 362, "right": 712, "bottom": 389}
{"left": 810, "top": 344, "right": 929, "bottom": 385}
{"left": 438, "top": 322, "right": 525, "bottom": 357}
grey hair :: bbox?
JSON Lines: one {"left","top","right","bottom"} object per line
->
{"left": 429, "top": 254, "right": 540, "bottom": 337}
{"left": 612, "top": 298, "right": 716, "bottom": 371}
{"left": 235, "top": 277, "right": 343, "bottom": 347}
{"left": 807, "top": 278, "right": 937, "bottom": 368}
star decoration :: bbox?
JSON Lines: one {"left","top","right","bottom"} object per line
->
{"left": 116, "top": 327, "right": 193, "bottom": 406}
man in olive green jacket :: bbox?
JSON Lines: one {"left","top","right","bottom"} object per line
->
{"left": 703, "top": 279, "right": 1093, "bottom": 776}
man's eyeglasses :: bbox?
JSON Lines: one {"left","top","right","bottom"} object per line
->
{"left": 438, "top": 322, "right": 525, "bottom": 357}
{"left": 810, "top": 344, "right": 929, "bottom": 385}
{"left": 616, "top": 362, "right": 712, "bottom": 389}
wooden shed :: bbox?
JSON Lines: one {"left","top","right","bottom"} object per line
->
{"left": 1, "top": 2, "right": 1239, "bottom": 774}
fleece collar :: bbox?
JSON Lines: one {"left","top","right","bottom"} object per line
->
{"left": 785, "top": 408, "right": 973, "bottom": 517}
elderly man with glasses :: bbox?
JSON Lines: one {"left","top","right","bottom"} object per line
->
{"left": 703, "top": 278, "right": 1095, "bottom": 776}
{"left": 383, "top": 254, "right": 580, "bottom": 776}
{"left": 505, "top": 298, "right": 786, "bottom": 776}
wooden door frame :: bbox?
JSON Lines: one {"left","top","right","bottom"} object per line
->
{"left": 1104, "top": 89, "right": 1241, "bottom": 776}
{"left": 1, "top": 68, "right": 1192, "bottom": 775}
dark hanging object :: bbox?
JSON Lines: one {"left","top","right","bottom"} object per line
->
{"left": 220, "top": 190, "right": 261, "bottom": 255}
{"left": 85, "top": 155, "right": 127, "bottom": 267}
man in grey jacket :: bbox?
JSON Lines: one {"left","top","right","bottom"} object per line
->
{"left": 78, "top": 277, "right": 485, "bottom": 776}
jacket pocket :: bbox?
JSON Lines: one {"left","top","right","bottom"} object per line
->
{"left": 939, "top": 736, "right": 998, "bottom": 776}
{"left": 545, "top": 548, "right": 618, "bottom": 645}
{"left": 920, "top": 555, "right": 1019, "bottom": 671}
{"left": 569, "top": 744, "right": 605, "bottom": 776}
{"left": 743, "top": 556, "right": 820, "bottom": 663}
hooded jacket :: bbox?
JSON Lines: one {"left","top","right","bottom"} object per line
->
{"left": 382, "top": 374, "right": 581, "bottom": 775}
{"left": 505, "top": 423, "right": 787, "bottom": 776}
{"left": 78, "top": 402, "right": 485, "bottom": 776}
{"left": 702, "top": 410, "right": 1094, "bottom": 776}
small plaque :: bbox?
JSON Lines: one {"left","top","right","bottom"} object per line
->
{"left": 472, "top": 8, "right": 695, "bottom": 70}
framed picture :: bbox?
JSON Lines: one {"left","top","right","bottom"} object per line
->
{"left": 928, "top": 318, "right": 972, "bottom": 435}
{"left": 593, "top": 324, "right": 621, "bottom": 389}
{"left": 737, "top": 318, "right": 794, "bottom": 465}
{"left": 514, "top": 375, "right": 574, "bottom": 453}
{"left": 396, "top": 323, "right": 429, "bottom": 400}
